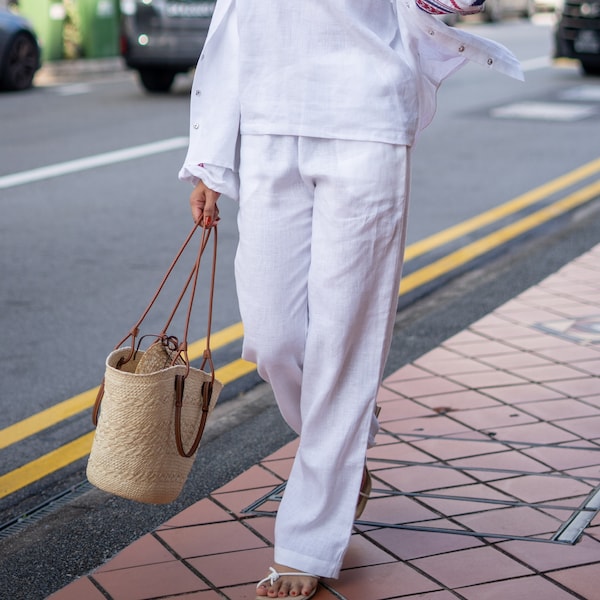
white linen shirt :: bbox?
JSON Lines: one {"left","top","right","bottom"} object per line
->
{"left": 237, "top": 0, "right": 417, "bottom": 145}
{"left": 179, "top": 0, "right": 523, "bottom": 200}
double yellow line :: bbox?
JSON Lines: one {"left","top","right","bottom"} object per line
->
{"left": 1, "top": 158, "right": 599, "bottom": 499}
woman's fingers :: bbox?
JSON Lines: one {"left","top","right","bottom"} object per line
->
{"left": 190, "top": 180, "right": 221, "bottom": 226}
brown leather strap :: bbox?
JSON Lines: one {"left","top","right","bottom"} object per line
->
{"left": 92, "top": 223, "right": 218, "bottom": 435}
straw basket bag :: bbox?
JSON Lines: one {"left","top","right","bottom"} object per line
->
{"left": 87, "top": 223, "right": 222, "bottom": 504}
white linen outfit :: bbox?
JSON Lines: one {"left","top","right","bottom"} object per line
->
{"left": 179, "top": 0, "right": 523, "bottom": 579}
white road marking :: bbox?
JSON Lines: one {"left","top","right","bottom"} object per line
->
{"left": 0, "top": 137, "right": 189, "bottom": 190}
{"left": 491, "top": 101, "right": 598, "bottom": 121}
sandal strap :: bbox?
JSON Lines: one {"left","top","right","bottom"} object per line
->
{"left": 257, "top": 566, "right": 318, "bottom": 588}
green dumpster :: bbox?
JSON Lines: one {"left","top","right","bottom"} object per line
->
{"left": 77, "top": 0, "right": 119, "bottom": 58}
{"left": 18, "top": 0, "right": 65, "bottom": 61}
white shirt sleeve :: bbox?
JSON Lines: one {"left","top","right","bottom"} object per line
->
{"left": 178, "top": 162, "right": 239, "bottom": 201}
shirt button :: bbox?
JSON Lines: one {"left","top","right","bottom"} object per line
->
{"left": 428, "top": 29, "right": 435, "bottom": 35}
{"left": 195, "top": 89, "right": 201, "bottom": 96}
{"left": 487, "top": 58, "right": 493, "bottom": 65}
{"left": 193, "top": 123, "right": 199, "bottom": 129}
{"left": 458, "top": 45, "right": 465, "bottom": 52}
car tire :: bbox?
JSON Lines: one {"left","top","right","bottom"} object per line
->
{"left": 483, "top": 0, "right": 503, "bottom": 22}
{"left": 581, "top": 61, "right": 600, "bottom": 76}
{"left": 0, "top": 32, "right": 39, "bottom": 91}
{"left": 138, "top": 68, "right": 177, "bottom": 93}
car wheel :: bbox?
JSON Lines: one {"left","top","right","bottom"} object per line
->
{"left": 483, "top": 0, "right": 503, "bottom": 22}
{"left": 1, "top": 32, "right": 39, "bottom": 91}
{"left": 523, "top": 0, "right": 536, "bottom": 18}
{"left": 581, "top": 61, "right": 600, "bottom": 76}
{"left": 138, "top": 68, "right": 176, "bottom": 93}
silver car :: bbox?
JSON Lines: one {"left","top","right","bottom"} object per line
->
{"left": 0, "top": 8, "right": 41, "bottom": 91}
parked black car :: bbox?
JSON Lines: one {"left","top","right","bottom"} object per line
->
{"left": 554, "top": 0, "right": 600, "bottom": 75}
{"left": 120, "top": 0, "right": 215, "bottom": 92}
{"left": 0, "top": 8, "right": 41, "bottom": 91}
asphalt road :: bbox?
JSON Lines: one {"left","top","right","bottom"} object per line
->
{"left": 0, "top": 14, "right": 599, "bottom": 599}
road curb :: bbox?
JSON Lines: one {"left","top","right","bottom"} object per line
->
{"left": 36, "top": 57, "right": 125, "bottom": 85}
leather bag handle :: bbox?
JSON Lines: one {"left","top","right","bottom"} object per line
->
{"left": 92, "top": 222, "right": 218, "bottom": 434}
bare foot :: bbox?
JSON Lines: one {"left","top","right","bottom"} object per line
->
{"left": 256, "top": 563, "right": 319, "bottom": 598}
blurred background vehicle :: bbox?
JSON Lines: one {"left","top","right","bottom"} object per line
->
{"left": 119, "top": 0, "right": 215, "bottom": 92}
{"left": 0, "top": 7, "right": 41, "bottom": 91}
{"left": 554, "top": 0, "right": 600, "bottom": 75}
{"left": 480, "top": 0, "right": 536, "bottom": 22}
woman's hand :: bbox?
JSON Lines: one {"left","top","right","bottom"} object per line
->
{"left": 190, "top": 180, "right": 221, "bottom": 227}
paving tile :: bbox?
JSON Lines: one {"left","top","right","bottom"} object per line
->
{"left": 523, "top": 442, "right": 600, "bottom": 471}
{"left": 366, "top": 525, "right": 484, "bottom": 560}
{"left": 91, "top": 560, "right": 209, "bottom": 600}
{"left": 164, "top": 592, "right": 223, "bottom": 599}
{"left": 157, "top": 521, "right": 267, "bottom": 558}
{"left": 479, "top": 351, "right": 552, "bottom": 370}
{"left": 382, "top": 415, "right": 472, "bottom": 438}
{"left": 212, "top": 486, "right": 279, "bottom": 516}
{"left": 46, "top": 577, "right": 106, "bottom": 600}
{"left": 415, "top": 389, "right": 502, "bottom": 411}
{"left": 188, "top": 546, "right": 274, "bottom": 588}
{"left": 535, "top": 496, "right": 590, "bottom": 521}
{"left": 563, "top": 465, "right": 600, "bottom": 485}
{"left": 375, "top": 398, "right": 437, "bottom": 421}
{"left": 491, "top": 474, "right": 593, "bottom": 503}
{"left": 414, "top": 357, "right": 493, "bottom": 377}
{"left": 260, "top": 457, "right": 294, "bottom": 481}
{"left": 471, "top": 323, "right": 541, "bottom": 341}
{"left": 453, "top": 505, "right": 560, "bottom": 538}
{"left": 484, "top": 383, "right": 565, "bottom": 404}
{"left": 340, "top": 533, "right": 397, "bottom": 569}
{"left": 488, "top": 422, "right": 579, "bottom": 445}
{"left": 384, "top": 376, "right": 467, "bottom": 399}
{"left": 95, "top": 533, "right": 176, "bottom": 572}
{"left": 412, "top": 437, "right": 506, "bottom": 461}
{"left": 243, "top": 516, "right": 275, "bottom": 545}
{"left": 393, "top": 592, "right": 458, "bottom": 600}
{"left": 553, "top": 415, "right": 600, "bottom": 439}
{"left": 448, "top": 370, "right": 530, "bottom": 389}
{"left": 518, "top": 398, "right": 599, "bottom": 421}
{"left": 536, "top": 344, "right": 600, "bottom": 363}
{"left": 448, "top": 451, "right": 550, "bottom": 482}
{"left": 329, "top": 561, "right": 441, "bottom": 599}
{"left": 444, "top": 340, "right": 519, "bottom": 358}
{"left": 447, "top": 405, "right": 538, "bottom": 431}
{"left": 215, "top": 465, "right": 285, "bottom": 494}
{"left": 383, "top": 363, "right": 433, "bottom": 382}
{"left": 545, "top": 377, "right": 600, "bottom": 399}
{"left": 581, "top": 394, "right": 600, "bottom": 408}
{"left": 416, "top": 483, "right": 515, "bottom": 516}
{"left": 159, "top": 498, "right": 235, "bottom": 530}
{"left": 358, "top": 493, "right": 440, "bottom": 524}
{"left": 547, "top": 563, "right": 600, "bottom": 599}
{"left": 374, "top": 464, "right": 476, "bottom": 493}
{"left": 512, "top": 364, "right": 590, "bottom": 383}
{"left": 411, "top": 546, "right": 533, "bottom": 588}
{"left": 456, "top": 575, "right": 579, "bottom": 600}
{"left": 573, "top": 359, "right": 600, "bottom": 376}
{"left": 414, "top": 347, "right": 464, "bottom": 367}
{"left": 498, "top": 534, "right": 600, "bottom": 571}
{"left": 366, "top": 441, "right": 435, "bottom": 464}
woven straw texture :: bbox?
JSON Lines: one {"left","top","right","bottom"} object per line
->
{"left": 87, "top": 347, "right": 222, "bottom": 504}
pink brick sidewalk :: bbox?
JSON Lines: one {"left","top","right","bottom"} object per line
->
{"left": 49, "top": 244, "right": 600, "bottom": 600}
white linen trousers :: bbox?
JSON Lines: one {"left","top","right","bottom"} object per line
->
{"left": 234, "top": 135, "right": 411, "bottom": 578}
